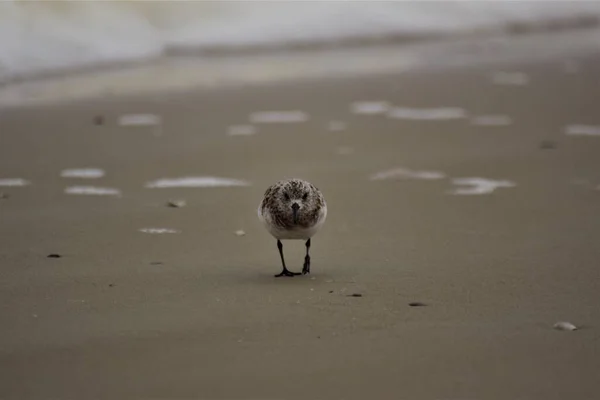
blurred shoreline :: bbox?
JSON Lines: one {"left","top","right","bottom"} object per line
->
{"left": 2, "top": 1, "right": 600, "bottom": 85}
{"left": 1, "top": 25, "right": 600, "bottom": 111}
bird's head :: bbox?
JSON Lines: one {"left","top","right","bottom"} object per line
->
{"left": 278, "top": 179, "right": 320, "bottom": 225}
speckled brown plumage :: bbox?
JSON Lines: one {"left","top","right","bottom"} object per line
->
{"left": 260, "top": 179, "right": 325, "bottom": 231}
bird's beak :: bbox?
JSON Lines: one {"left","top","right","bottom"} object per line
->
{"left": 291, "top": 202, "right": 300, "bottom": 224}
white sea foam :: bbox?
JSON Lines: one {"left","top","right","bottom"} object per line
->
{"left": 60, "top": 168, "right": 105, "bottom": 178}
{"left": 249, "top": 111, "right": 308, "bottom": 124}
{"left": 145, "top": 176, "right": 251, "bottom": 188}
{"left": 64, "top": 186, "right": 121, "bottom": 196}
{"left": 139, "top": 228, "right": 180, "bottom": 234}
{"left": 470, "top": 115, "right": 513, "bottom": 126}
{"left": 387, "top": 107, "right": 467, "bottom": 121}
{"left": 0, "top": 178, "right": 30, "bottom": 187}
{"left": 565, "top": 124, "right": 600, "bottom": 136}
{"left": 449, "top": 177, "right": 515, "bottom": 195}
{"left": 118, "top": 114, "right": 161, "bottom": 126}
{"left": 351, "top": 101, "right": 390, "bottom": 115}
{"left": 370, "top": 167, "right": 446, "bottom": 181}
{"left": 491, "top": 71, "right": 530, "bottom": 86}
{"left": 227, "top": 124, "right": 257, "bottom": 136}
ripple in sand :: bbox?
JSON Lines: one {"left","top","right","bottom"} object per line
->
{"left": 351, "top": 101, "right": 390, "bottom": 115}
{"left": 60, "top": 168, "right": 105, "bottom": 178}
{"left": 370, "top": 167, "right": 446, "bottom": 181}
{"left": 491, "top": 71, "right": 529, "bottom": 86}
{"left": 0, "top": 178, "right": 30, "bottom": 187}
{"left": 335, "top": 146, "right": 354, "bottom": 156}
{"left": 470, "top": 115, "right": 513, "bottom": 126}
{"left": 145, "top": 176, "right": 251, "bottom": 188}
{"left": 328, "top": 120, "right": 347, "bottom": 131}
{"left": 139, "top": 228, "right": 180, "bottom": 234}
{"left": 118, "top": 114, "right": 161, "bottom": 126}
{"left": 249, "top": 111, "right": 308, "bottom": 123}
{"left": 227, "top": 124, "right": 257, "bottom": 136}
{"left": 449, "top": 177, "right": 515, "bottom": 195}
{"left": 565, "top": 125, "right": 600, "bottom": 136}
{"left": 563, "top": 60, "right": 580, "bottom": 74}
{"left": 64, "top": 186, "right": 121, "bottom": 196}
{"left": 387, "top": 107, "right": 466, "bottom": 121}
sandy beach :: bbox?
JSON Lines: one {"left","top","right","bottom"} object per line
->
{"left": 1, "top": 28, "right": 600, "bottom": 399}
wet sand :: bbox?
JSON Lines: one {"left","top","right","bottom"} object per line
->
{"left": 1, "top": 32, "right": 600, "bottom": 399}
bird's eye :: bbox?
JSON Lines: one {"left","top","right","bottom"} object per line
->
{"left": 284, "top": 193, "right": 290, "bottom": 201}
{"left": 302, "top": 192, "right": 308, "bottom": 201}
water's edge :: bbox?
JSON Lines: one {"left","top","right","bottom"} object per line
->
{"left": 2, "top": 26, "right": 599, "bottom": 111}
{"left": 2, "top": 1, "right": 600, "bottom": 84}
{"left": 3, "top": 13, "right": 599, "bottom": 87}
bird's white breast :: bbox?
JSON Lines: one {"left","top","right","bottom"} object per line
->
{"left": 258, "top": 202, "right": 327, "bottom": 240}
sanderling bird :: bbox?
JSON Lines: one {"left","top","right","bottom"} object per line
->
{"left": 258, "top": 178, "right": 327, "bottom": 277}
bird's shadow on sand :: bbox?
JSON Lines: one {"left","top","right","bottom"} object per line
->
{"left": 233, "top": 269, "right": 338, "bottom": 286}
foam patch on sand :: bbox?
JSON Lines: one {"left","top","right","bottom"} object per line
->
{"left": 565, "top": 125, "right": 600, "bottom": 136}
{"left": 227, "top": 124, "right": 257, "bottom": 136}
{"left": 118, "top": 114, "right": 162, "bottom": 126}
{"left": 0, "top": 178, "right": 30, "bottom": 186}
{"left": 491, "top": 71, "right": 530, "bottom": 86}
{"left": 370, "top": 167, "right": 446, "bottom": 181}
{"left": 64, "top": 186, "right": 121, "bottom": 196}
{"left": 470, "top": 115, "right": 513, "bottom": 126}
{"left": 139, "top": 228, "right": 180, "bottom": 234}
{"left": 387, "top": 107, "right": 466, "bottom": 120}
{"left": 60, "top": 168, "right": 105, "bottom": 178}
{"left": 449, "top": 177, "right": 515, "bottom": 195}
{"left": 350, "top": 101, "right": 391, "bottom": 115}
{"left": 145, "top": 176, "right": 251, "bottom": 188}
{"left": 249, "top": 111, "right": 308, "bottom": 123}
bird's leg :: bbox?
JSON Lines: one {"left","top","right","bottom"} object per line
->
{"left": 275, "top": 240, "right": 300, "bottom": 277}
{"left": 302, "top": 238, "right": 311, "bottom": 275}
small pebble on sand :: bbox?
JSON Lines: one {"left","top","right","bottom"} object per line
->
{"left": 553, "top": 321, "right": 577, "bottom": 331}
{"left": 409, "top": 302, "right": 427, "bottom": 307}
{"left": 234, "top": 230, "right": 246, "bottom": 236}
{"left": 347, "top": 293, "right": 363, "bottom": 297}
{"left": 167, "top": 199, "right": 186, "bottom": 208}
{"left": 47, "top": 254, "right": 61, "bottom": 258}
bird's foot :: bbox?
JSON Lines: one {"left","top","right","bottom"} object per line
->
{"left": 275, "top": 269, "right": 301, "bottom": 278}
{"left": 302, "top": 256, "right": 311, "bottom": 275}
